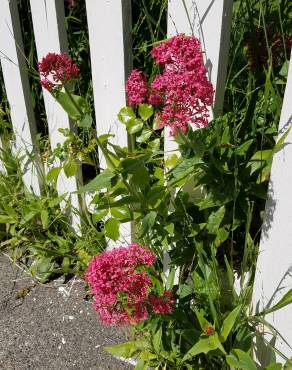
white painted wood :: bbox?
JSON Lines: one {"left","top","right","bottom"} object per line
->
{"left": 86, "top": 0, "right": 133, "bottom": 245}
{"left": 30, "top": 0, "right": 81, "bottom": 231}
{"left": 85, "top": 0, "right": 131, "bottom": 167}
{"left": 253, "top": 51, "right": 292, "bottom": 362}
{"left": 166, "top": 0, "right": 233, "bottom": 153}
{"left": 0, "top": 0, "right": 42, "bottom": 193}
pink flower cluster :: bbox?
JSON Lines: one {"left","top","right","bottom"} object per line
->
{"left": 125, "top": 69, "right": 148, "bottom": 106}
{"left": 38, "top": 52, "right": 79, "bottom": 91}
{"left": 125, "top": 34, "right": 214, "bottom": 135}
{"left": 85, "top": 243, "right": 174, "bottom": 326}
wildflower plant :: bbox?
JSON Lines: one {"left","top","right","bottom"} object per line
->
{"left": 38, "top": 31, "right": 292, "bottom": 370}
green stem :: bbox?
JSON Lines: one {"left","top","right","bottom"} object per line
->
{"left": 62, "top": 86, "right": 146, "bottom": 216}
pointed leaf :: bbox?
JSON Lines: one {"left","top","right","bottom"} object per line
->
{"left": 105, "top": 341, "right": 137, "bottom": 358}
{"left": 78, "top": 169, "right": 116, "bottom": 193}
{"left": 226, "top": 349, "right": 256, "bottom": 370}
{"left": 153, "top": 326, "right": 162, "bottom": 353}
{"left": 206, "top": 206, "right": 225, "bottom": 234}
{"left": 182, "top": 334, "right": 220, "bottom": 362}
{"left": 139, "top": 211, "right": 157, "bottom": 238}
{"left": 263, "top": 289, "right": 292, "bottom": 315}
{"left": 47, "top": 167, "right": 61, "bottom": 183}
{"left": 63, "top": 159, "right": 78, "bottom": 178}
{"left": 104, "top": 218, "right": 120, "bottom": 241}
{"left": 55, "top": 92, "right": 86, "bottom": 120}
{"left": 220, "top": 305, "right": 242, "bottom": 342}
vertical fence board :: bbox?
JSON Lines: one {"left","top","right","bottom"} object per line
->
{"left": 0, "top": 0, "right": 42, "bottom": 194}
{"left": 85, "top": 0, "right": 131, "bottom": 165}
{"left": 166, "top": 0, "right": 233, "bottom": 153}
{"left": 252, "top": 51, "right": 292, "bottom": 361}
{"left": 29, "top": 0, "right": 81, "bottom": 231}
{"left": 86, "top": 0, "right": 132, "bottom": 245}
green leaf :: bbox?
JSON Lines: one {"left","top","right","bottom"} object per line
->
{"left": 78, "top": 113, "right": 92, "bottom": 128}
{"left": 170, "top": 157, "right": 203, "bottom": 182}
{"left": 55, "top": 92, "right": 86, "bottom": 120}
{"left": 226, "top": 349, "right": 256, "bottom": 370}
{"left": 126, "top": 118, "right": 143, "bottom": 134}
{"left": 104, "top": 218, "right": 120, "bottom": 241}
{"left": 139, "top": 211, "right": 157, "bottom": 238}
{"left": 279, "top": 60, "right": 289, "bottom": 78}
{"left": 110, "top": 206, "right": 131, "bottom": 221}
{"left": 214, "top": 227, "right": 229, "bottom": 247}
{"left": 178, "top": 284, "right": 193, "bottom": 299}
{"left": 40, "top": 210, "right": 49, "bottom": 229}
{"left": 48, "top": 195, "right": 66, "bottom": 208}
{"left": 235, "top": 139, "right": 253, "bottom": 156}
{"left": 248, "top": 150, "right": 273, "bottom": 175}
{"left": 138, "top": 104, "right": 154, "bottom": 120}
{"left": 92, "top": 209, "right": 108, "bottom": 223}
{"left": 220, "top": 305, "right": 242, "bottom": 342}
{"left": 30, "top": 256, "right": 56, "bottom": 283}
{"left": 136, "top": 128, "right": 152, "bottom": 143}
{"left": 105, "top": 341, "right": 137, "bottom": 358}
{"left": 265, "top": 363, "right": 282, "bottom": 370}
{"left": 121, "top": 154, "right": 151, "bottom": 175}
{"left": 182, "top": 334, "right": 220, "bottom": 362}
{"left": 63, "top": 159, "right": 78, "bottom": 178}
{"left": 134, "top": 360, "right": 148, "bottom": 370}
{"left": 148, "top": 138, "right": 160, "bottom": 151}
{"left": 206, "top": 206, "right": 225, "bottom": 234}
{"left": 274, "top": 126, "right": 292, "bottom": 154}
{"left": 117, "top": 107, "right": 136, "bottom": 124}
{"left": 131, "top": 166, "right": 150, "bottom": 189}
{"left": 20, "top": 210, "right": 39, "bottom": 225}
{"left": 180, "top": 329, "right": 201, "bottom": 345}
{"left": 152, "top": 326, "right": 162, "bottom": 353}
{"left": 0, "top": 215, "right": 17, "bottom": 224}
{"left": 147, "top": 186, "right": 165, "bottom": 208}
{"left": 262, "top": 289, "right": 292, "bottom": 315}
{"left": 78, "top": 169, "right": 116, "bottom": 193}
{"left": 47, "top": 167, "right": 61, "bottom": 183}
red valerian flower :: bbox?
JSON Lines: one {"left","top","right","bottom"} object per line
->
{"left": 85, "top": 244, "right": 174, "bottom": 326}
{"left": 150, "top": 34, "right": 214, "bottom": 135}
{"left": 125, "top": 69, "right": 148, "bottom": 106}
{"left": 38, "top": 52, "right": 79, "bottom": 91}
{"left": 149, "top": 291, "right": 175, "bottom": 314}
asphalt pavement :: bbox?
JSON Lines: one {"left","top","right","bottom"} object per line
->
{"left": 0, "top": 254, "right": 133, "bottom": 370}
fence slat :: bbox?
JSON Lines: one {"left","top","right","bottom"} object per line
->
{"left": 0, "top": 0, "right": 42, "bottom": 194}
{"left": 86, "top": 0, "right": 132, "bottom": 245}
{"left": 29, "top": 0, "right": 81, "bottom": 231}
{"left": 252, "top": 51, "right": 292, "bottom": 361}
{"left": 166, "top": 0, "right": 233, "bottom": 153}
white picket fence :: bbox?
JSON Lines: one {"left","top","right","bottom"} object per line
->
{"left": 0, "top": 0, "right": 291, "bottom": 362}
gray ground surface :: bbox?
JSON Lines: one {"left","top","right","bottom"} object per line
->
{"left": 0, "top": 254, "right": 133, "bottom": 370}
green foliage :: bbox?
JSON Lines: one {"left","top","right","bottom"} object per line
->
{"left": 0, "top": 153, "right": 104, "bottom": 282}
{"left": 0, "top": 0, "right": 291, "bottom": 368}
